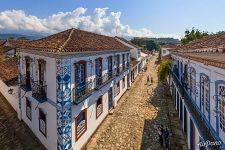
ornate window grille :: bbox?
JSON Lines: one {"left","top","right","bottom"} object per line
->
{"left": 218, "top": 85, "right": 225, "bottom": 133}
{"left": 75, "top": 110, "right": 87, "bottom": 140}
{"left": 96, "top": 97, "right": 103, "bottom": 118}
{"left": 26, "top": 98, "right": 32, "bottom": 120}
{"left": 39, "top": 109, "right": 47, "bottom": 136}
{"left": 200, "top": 74, "right": 210, "bottom": 114}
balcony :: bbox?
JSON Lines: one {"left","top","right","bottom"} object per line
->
{"left": 32, "top": 81, "right": 47, "bottom": 103}
{"left": 108, "top": 70, "right": 113, "bottom": 80}
{"left": 73, "top": 81, "right": 93, "bottom": 104}
{"left": 170, "top": 70, "right": 222, "bottom": 150}
{"left": 95, "top": 73, "right": 114, "bottom": 90}
{"left": 20, "top": 74, "right": 32, "bottom": 91}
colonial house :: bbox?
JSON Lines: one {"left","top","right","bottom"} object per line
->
{"left": 169, "top": 32, "right": 225, "bottom": 150}
{"left": 115, "top": 37, "right": 146, "bottom": 82}
{"left": 15, "top": 28, "right": 131, "bottom": 150}
{"left": 0, "top": 39, "right": 17, "bottom": 58}
{"left": 161, "top": 44, "right": 178, "bottom": 59}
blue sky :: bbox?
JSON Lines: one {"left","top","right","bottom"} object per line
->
{"left": 0, "top": 0, "right": 225, "bottom": 38}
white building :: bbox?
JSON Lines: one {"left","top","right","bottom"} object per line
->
{"left": 115, "top": 37, "right": 149, "bottom": 82}
{"left": 169, "top": 32, "right": 225, "bottom": 150}
{"left": 16, "top": 28, "right": 131, "bottom": 150}
{"left": 161, "top": 44, "right": 178, "bottom": 59}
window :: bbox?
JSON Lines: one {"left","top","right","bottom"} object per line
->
{"left": 122, "top": 54, "right": 125, "bottom": 70}
{"left": 218, "top": 85, "right": 225, "bottom": 133}
{"left": 39, "top": 109, "right": 47, "bottom": 136}
{"left": 126, "top": 53, "right": 130, "bottom": 68}
{"left": 75, "top": 109, "right": 87, "bottom": 141}
{"left": 75, "top": 61, "right": 86, "bottom": 85}
{"left": 200, "top": 74, "right": 210, "bottom": 116}
{"left": 26, "top": 98, "right": 32, "bottom": 120}
{"left": 189, "top": 67, "right": 196, "bottom": 100}
{"left": 122, "top": 77, "right": 125, "bottom": 89}
{"left": 95, "top": 58, "right": 103, "bottom": 86}
{"left": 117, "top": 81, "right": 120, "bottom": 95}
{"left": 96, "top": 97, "right": 103, "bottom": 118}
{"left": 163, "top": 50, "right": 166, "bottom": 54}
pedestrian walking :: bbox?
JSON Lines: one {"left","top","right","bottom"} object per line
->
{"left": 151, "top": 76, "right": 153, "bottom": 84}
{"left": 157, "top": 125, "right": 164, "bottom": 147}
{"left": 164, "top": 127, "right": 170, "bottom": 149}
{"left": 147, "top": 75, "right": 150, "bottom": 83}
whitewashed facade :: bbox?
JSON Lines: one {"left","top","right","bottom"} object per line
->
{"left": 169, "top": 52, "right": 225, "bottom": 150}
{"left": 17, "top": 28, "right": 131, "bottom": 150}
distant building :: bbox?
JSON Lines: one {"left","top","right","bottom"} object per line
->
{"left": 115, "top": 37, "right": 150, "bottom": 82}
{"left": 169, "top": 32, "right": 225, "bottom": 150}
{"left": 161, "top": 44, "right": 178, "bottom": 59}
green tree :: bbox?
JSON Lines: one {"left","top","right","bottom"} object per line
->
{"left": 181, "top": 27, "right": 208, "bottom": 45}
{"left": 158, "top": 60, "right": 171, "bottom": 81}
{"left": 146, "top": 40, "right": 160, "bottom": 51}
{"left": 18, "top": 37, "right": 29, "bottom": 41}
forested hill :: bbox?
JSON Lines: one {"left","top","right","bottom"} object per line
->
{"left": 130, "top": 37, "right": 180, "bottom": 51}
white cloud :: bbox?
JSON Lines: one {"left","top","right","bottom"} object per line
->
{"left": 0, "top": 7, "right": 180, "bottom": 39}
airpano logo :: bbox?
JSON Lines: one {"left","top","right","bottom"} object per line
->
{"left": 197, "top": 140, "right": 221, "bottom": 147}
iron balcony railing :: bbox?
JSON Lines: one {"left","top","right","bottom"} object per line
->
{"left": 170, "top": 70, "right": 221, "bottom": 150}
{"left": 95, "top": 73, "right": 114, "bottom": 90}
{"left": 32, "top": 81, "right": 47, "bottom": 103}
{"left": 73, "top": 80, "right": 93, "bottom": 104}
{"left": 108, "top": 70, "right": 113, "bottom": 80}
{"left": 20, "top": 74, "right": 32, "bottom": 91}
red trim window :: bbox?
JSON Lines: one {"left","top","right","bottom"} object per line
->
{"left": 75, "top": 109, "right": 87, "bottom": 141}
{"left": 96, "top": 97, "right": 103, "bottom": 119}
{"left": 26, "top": 98, "right": 32, "bottom": 121}
{"left": 39, "top": 109, "right": 47, "bottom": 137}
{"left": 122, "top": 77, "right": 125, "bottom": 89}
{"left": 117, "top": 81, "right": 120, "bottom": 95}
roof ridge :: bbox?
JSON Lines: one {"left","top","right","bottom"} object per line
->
{"left": 59, "top": 28, "right": 74, "bottom": 52}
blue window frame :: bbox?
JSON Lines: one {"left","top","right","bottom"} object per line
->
{"left": 189, "top": 67, "right": 196, "bottom": 101}
{"left": 200, "top": 73, "right": 210, "bottom": 120}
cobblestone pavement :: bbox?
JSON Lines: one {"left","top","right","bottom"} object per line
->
{"left": 85, "top": 55, "right": 187, "bottom": 150}
{"left": 0, "top": 93, "right": 46, "bottom": 150}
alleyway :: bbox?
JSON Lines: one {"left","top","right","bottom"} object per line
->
{"left": 85, "top": 55, "right": 188, "bottom": 150}
{"left": 0, "top": 93, "right": 46, "bottom": 150}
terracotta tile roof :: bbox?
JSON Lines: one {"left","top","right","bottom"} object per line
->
{"left": 176, "top": 32, "right": 225, "bottom": 51}
{"left": 14, "top": 28, "right": 130, "bottom": 53}
{"left": 0, "top": 57, "right": 18, "bottom": 82}
{"left": 162, "top": 44, "right": 179, "bottom": 50}
{"left": 141, "top": 50, "right": 152, "bottom": 55}
{"left": 175, "top": 52, "right": 225, "bottom": 69}
{"left": 115, "top": 36, "right": 142, "bottom": 49}
{"left": 130, "top": 58, "right": 139, "bottom": 68}
{"left": 0, "top": 40, "right": 7, "bottom": 46}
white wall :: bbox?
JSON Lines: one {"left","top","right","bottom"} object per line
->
{"left": 0, "top": 80, "right": 19, "bottom": 113}
{"left": 172, "top": 54, "right": 225, "bottom": 148}
{"left": 19, "top": 52, "right": 57, "bottom": 150}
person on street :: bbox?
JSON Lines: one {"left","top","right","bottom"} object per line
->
{"left": 157, "top": 125, "right": 164, "bottom": 147}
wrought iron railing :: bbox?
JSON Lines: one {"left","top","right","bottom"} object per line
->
{"left": 20, "top": 74, "right": 32, "bottom": 91}
{"left": 108, "top": 70, "right": 113, "bottom": 80}
{"left": 170, "top": 70, "right": 222, "bottom": 150}
{"left": 73, "top": 80, "right": 93, "bottom": 104}
{"left": 32, "top": 81, "right": 47, "bottom": 103}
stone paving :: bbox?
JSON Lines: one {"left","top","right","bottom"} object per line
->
{"left": 84, "top": 55, "right": 188, "bottom": 150}
{"left": 0, "top": 93, "right": 46, "bottom": 150}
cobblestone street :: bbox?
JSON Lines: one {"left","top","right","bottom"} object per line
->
{"left": 85, "top": 55, "right": 187, "bottom": 150}
{"left": 0, "top": 93, "right": 46, "bottom": 150}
